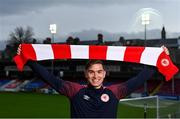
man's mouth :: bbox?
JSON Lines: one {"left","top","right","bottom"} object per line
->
{"left": 92, "top": 79, "right": 99, "bottom": 83}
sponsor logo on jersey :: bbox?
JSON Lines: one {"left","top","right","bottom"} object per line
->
{"left": 83, "top": 95, "right": 90, "bottom": 101}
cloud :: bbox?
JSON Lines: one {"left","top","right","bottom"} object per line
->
{"left": 1, "top": 0, "right": 179, "bottom": 44}
{"left": 0, "top": 0, "right": 168, "bottom": 16}
{"left": 0, "top": 0, "right": 61, "bottom": 16}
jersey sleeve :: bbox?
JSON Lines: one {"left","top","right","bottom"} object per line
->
{"left": 107, "top": 67, "right": 155, "bottom": 99}
{"left": 27, "top": 61, "right": 83, "bottom": 98}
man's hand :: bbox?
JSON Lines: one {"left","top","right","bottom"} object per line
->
{"left": 17, "top": 44, "right": 22, "bottom": 55}
{"left": 161, "top": 45, "right": 169, "bottom": 55}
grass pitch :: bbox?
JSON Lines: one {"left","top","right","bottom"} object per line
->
{"left": 0, "top": 92, "right": 179, "bottom": 118}
{"left": 0, "top": 92, "right": 70, "bottom": 118}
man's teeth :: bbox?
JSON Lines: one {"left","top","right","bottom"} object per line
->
{"left": 93, "top": 79, "right": 98, "bottom": 82}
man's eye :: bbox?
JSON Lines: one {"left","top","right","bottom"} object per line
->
{"left": 88, "top": 71, "right": 93, "bottom": 74}
{"left": 98, "top": 71, "right": 103, "bottom": 73}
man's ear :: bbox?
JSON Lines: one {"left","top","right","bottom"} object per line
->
{"left": 103, "top": 70, "right": 106, "bottom": 78}
{"left": 84, "top": 71, "right": 88, "bottom": 78}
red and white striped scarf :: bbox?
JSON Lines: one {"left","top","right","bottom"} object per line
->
{"left": 13, "top": 44, "right": 179, "bottom": 81}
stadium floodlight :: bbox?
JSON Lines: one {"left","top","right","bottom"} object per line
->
{"left": 49, "top": 24, "right": 57, "bottom": 74}
{"left": 141, "top": 13, "right": 150, "bottom": 95}
{"left": 141, "top": 13, "right": 150, "bottom": 44}
{"left": 49, "top": 24, "right": 57, "bottom": 43}
{"left": 141, "top": 13, "right": 150, "bottom": 25}
{"left": 49, "top": 24, "right": 57, "bottom": 34}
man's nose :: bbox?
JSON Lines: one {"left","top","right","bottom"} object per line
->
{"left": 94, "top": 72, "right": 98, "bottom": 78}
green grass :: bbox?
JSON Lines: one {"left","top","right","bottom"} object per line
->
{"left": 118, "top": 98, "right": 180, "bottom": 118}
{"left": 0, "top": 92, "right": 179, "bottom": 118}
{"left": 0, "top": 92, "right": 70, "bottom": 118}
{"left": 118, "top": 103, "right": 156, "bottom": 118}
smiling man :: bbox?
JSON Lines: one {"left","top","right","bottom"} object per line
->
{"left": 13, "top": 41, "right": 174, "bottom": 118}
{"left": 85, "top": 60, "right": 106, "bottom": 89}
{"left": 25, "top": 59, "right": 155, "bottom": 118}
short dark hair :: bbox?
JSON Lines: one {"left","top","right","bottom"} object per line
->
{"left": 85, "top": 60, "right": 105, "bottom": 70}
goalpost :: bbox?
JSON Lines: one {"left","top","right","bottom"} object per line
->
{"left": 119, "top": 96, "right": 159, "bottom": 118}
{"left": 119, "top": 95, "right": 180, "bottom": 118}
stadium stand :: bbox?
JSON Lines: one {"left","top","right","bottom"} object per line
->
{"left": 3, "top": 79, "right": 28, "bottom": 92}
{"left": 0, "top": 79, "right": 11, "bottom": 86}
{"left": 22, "top": 78, "right": 46, "bottom": 92}
{"left": 157, "top": 79, "right": 180, "bottom": 95}
{"left": 0, "top": 80, "right": 15, "bottom": 91}
{"left": 0, "top": 79, "right": 11, "bottom": 91}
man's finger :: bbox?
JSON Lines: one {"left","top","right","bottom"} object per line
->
{"left": 161, "top": 46, "right": 169, "bottom": 55}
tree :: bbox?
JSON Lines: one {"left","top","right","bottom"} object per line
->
{"left": 66, "top": 36, "right": 74, "bottom": 44}
{"left": 5, "top": 26, "right": 34, "bottom": 60}
{"left": 8, "top": 26, "right": 34, "bottom": 45}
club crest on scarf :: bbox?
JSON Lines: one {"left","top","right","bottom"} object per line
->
{"left": 161, "top": 58, "right": 169, "bottom": 67}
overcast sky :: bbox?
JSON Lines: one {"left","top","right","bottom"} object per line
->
{"left": 0, "top": 0, "right": 180, "bottom": 45}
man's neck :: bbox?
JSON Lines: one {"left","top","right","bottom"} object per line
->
{"left": 94, "top": 86, "right": 102, "bottom": 89}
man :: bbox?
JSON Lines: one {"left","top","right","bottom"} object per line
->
{"left": 17, "top": 46, "right": 169, "bottom": 118}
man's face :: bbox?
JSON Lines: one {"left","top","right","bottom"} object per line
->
{"left": 85, "top": 63, "right": 106, "bottom": 89}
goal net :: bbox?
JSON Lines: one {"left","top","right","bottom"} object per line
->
{"left": 118, "top": 96, "right": 180, "bottom": 118}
